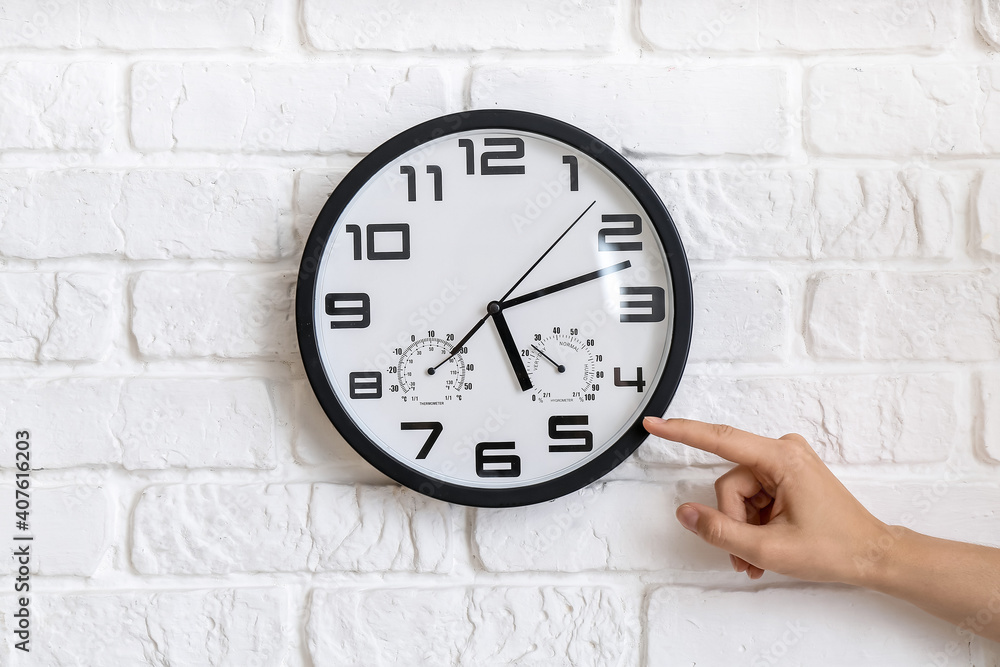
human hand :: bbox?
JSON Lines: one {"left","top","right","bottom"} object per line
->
{"left": 643, "top": 417, "right": 893, "bottom": 584}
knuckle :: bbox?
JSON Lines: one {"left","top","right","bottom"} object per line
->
{"left": 711, "top": 422, "right": 737, "bottom": 439}
{"left": 780, "top": 432, "right": 808, "bottom": 445}
{"left": 703, "top": 516, "right": 727, "bottom": 546}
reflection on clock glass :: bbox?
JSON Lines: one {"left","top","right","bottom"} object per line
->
{"left": 313, "top": 128, "right": 674, "bottom": 489}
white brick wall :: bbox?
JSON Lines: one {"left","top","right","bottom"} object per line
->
{"left": 1, "top": 1, "right": 998, "bottom": 665}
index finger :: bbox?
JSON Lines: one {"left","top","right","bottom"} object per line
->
{"left": 643, "top": 417, "right": 774, "bottom": 470}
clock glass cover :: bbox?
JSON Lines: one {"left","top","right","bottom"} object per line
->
{"left": 297, "top": 110, "right": 692, "bottom": 507}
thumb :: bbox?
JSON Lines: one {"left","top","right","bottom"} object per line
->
{"left": 676, "top": 502, "right": 762, "bottom": 560}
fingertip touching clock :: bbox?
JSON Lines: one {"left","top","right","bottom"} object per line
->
{"left": 296, "top": 110, "right": 692, "bottom": 508}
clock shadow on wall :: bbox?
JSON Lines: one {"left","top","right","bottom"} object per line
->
{"left": 296, "top": 110, "right": 692, "bottom": 508}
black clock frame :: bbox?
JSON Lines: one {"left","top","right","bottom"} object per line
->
{"left": 296, "top": 109, "right": 693, "bottom": 508}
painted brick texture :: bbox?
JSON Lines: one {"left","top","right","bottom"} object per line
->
{"left": 1, "top": 1, "right": 997, "bottom": 665}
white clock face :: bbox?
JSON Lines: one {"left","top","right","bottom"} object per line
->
{"left": 300, "top": 113, "right": 691, "bottom": 506}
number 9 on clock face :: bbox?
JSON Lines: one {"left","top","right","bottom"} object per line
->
{"left": 297, "top": 110, "right": 692, "bottom": 507}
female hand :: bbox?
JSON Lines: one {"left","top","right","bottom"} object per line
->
{"left": 643, "top": 416, "right": 892, "bottom": 584}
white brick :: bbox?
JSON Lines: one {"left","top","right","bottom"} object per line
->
{"left": 981, "top": 373, "right": 1000, "bottom": 463}
{"left": 40, "top": 273, "right": 118, "bottom": 362}
{"left": 295, "top": 170, "right": 345, "bottom": 250}
{"left": 131, "top": 63, "right": 453, "bottom": 153}
{"left": 475, "top": 481, "right": 726, "bottom": 572}
{"left": 308, "top": 485, "right": 452, "bottom": 573}
{"left": 304, "top": 0, "right": 618, "bottom": 51}
{"left": 647, "top": 586, "right": 986, "bottom": 666}
{"left": 0, "top": 379, "right": 121, "bottom": 468}
{"left": 853, "top": 483, "right": 1000, "bottom": 548}
{"left": 688, "top": 271, "right": 789, "bottom": 362}
{"left": 0, "top": 169, "right": 292, "bottom": 260}
{"left": 296, "top": 171, "right": 344, "bottom": 222}
{"left": 0, "top": 171, "right": 123, "bottom": 258}
{"left": 654, "top": 169, "right": 955, "bottom": 260}
{"left": 31, "top": 589, "right": 288, "bottom": 665}
{"left": 80, "top": 0, "right": 279, "bottom": 50}
{"left": 641, "top": 0, "right": 959, "bottom": 52}
{"left": 35, "top": 486, "right": 110, "bottom": 575}
{"left": 638, "top": 0, "right": 759, "bottom": 51}
{"left": 132, "top": 483, "right": 310, "bottom": 574}
{"left": 131, "top": 270, "right": 295, "bottom": 359}
{"left": 0, "top": 485, "right": 110, "bottom": 575}
{"left": 308, "top": 586, "right": 637, "bottom": 666}
{"left": 808, "top": 64, "right": 1000, "bottom": 156}
{"left": 132, "top": 483, "right": 452, "bottom": 574}
{"left": 806, "top": 271, "right": 1000, "bottom": 361}
{"left": 758, "top": 0, "right": 959, "bottom": 51}
{"left": 115, "top": 170, "right": 292, "bottom": 260}
{"left": 981, "top": 65, "right": 1000, "bottom": 151}
{"left": 643, "top": 374, "right": 957, "bottom": 466}
{"left": 113, "top": 378, "right": 275, "bottom": 470}
{"left": 0, "top": 1, "right": 279, "bottom": 49}
{"left": 978, "top": 0, "right": 1000, "bottom": 49}
{"left": 0, "top": 2, "right": 82, "bottom": 48}
{"left": 471, "top": 66, "right": 791, "bottom": 156}
{"left": 0, "top": 273, "right": 55, "bottom": 360}
{"left": 0, "top": 272, "right": 115, "bottom": 362}
{"left": 977, "top": 170, "right": 1000, "bottom": 257}
{"left": 0, "top": 62, "right": 113, "bottom": 150}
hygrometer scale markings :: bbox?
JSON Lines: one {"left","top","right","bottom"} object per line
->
{"left": 525, "top": 332, "right": 598, "bottom": 403}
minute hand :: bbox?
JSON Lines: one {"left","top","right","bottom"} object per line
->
{"left": 500, "top": 260, "right": 631, "bottom": 309}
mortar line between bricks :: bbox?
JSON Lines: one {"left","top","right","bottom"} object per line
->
{"left": 0, "top": 360, "right": 993, "bottom": 379}
{"left": 0, "top": 257, "right": 992, "bottom": 271}
{"left": 0, "top": 49, "right": 982, "bottom": 66}
{"left": 2, "top": 157, "right": 998, "bottom": 178}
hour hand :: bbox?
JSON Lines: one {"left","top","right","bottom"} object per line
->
{"left": 488, "top": 302, "right": 532, "bottom": 391}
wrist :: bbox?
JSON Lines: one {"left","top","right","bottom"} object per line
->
{"left": 844, "top": 522, "right": 913, "bottom": 589}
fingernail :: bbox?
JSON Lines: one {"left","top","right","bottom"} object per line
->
{"left": 676, "top": 505, "right": 698, "bottom": 533}
{"left": 643, "top": 416, "right": 666, "bottom": 425}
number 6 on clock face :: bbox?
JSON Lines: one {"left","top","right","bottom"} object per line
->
{"left": 297, "top": 110, "right": 693, "bottom": 508}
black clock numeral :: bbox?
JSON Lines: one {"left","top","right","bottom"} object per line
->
{"left": 349, "top": 371, "right": 382, "bottom": 399}
{"left": 458, "top": 138, "right": 475, "bottom": 174}
{"left": 475, "top": 442, "right": 521, "bottom": 478}
{"left": 619, "top": 286, "right": 665, "bottom": 323}
{"left": 367, "top": 223, "right": 410, "bottom": 260}
{"left": 458, "top": 137, "right": 526, "bottom": 176}
{"left": 548, "top": 415, "right": 593, "bottom": 453}
{"left": 562, "top": 155, "right": 579, "bottom": 191}
{"left": 426, "top": 165, "right": 443, "bottom": 201}
{"left": 399, "top": 165, "right": 442, "bottom": 202}
{"left": 401, "top": 421, "right": 443, "bottom": 460}
{"left": 481, "top": 137, "right": 525, "bottom": 175}
{"left": 598, "top": 214, "right": 643, "bottom": 252}
{"left": 345, "top": 224, "right": 363, "bottom": 260}
{"left": 326, "top": 292, "right": 371, "bottom": 328}
{"left": 344, "top": 223, "right": 411, "bottom": 261}
{"left": 614, "top": 366, "right": 646, "bottom": 392}
{"left": 399, "top": 165, "right": 417, "bottom": 201}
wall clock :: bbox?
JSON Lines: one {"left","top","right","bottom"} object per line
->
{"left": 296, "top": 109, "right": 692, "bottom": 507}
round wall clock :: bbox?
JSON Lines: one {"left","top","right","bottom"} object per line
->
{"left": 296, "top": 110, "right": 692, "bottom": 507}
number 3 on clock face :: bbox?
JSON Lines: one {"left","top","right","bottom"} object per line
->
{"left": 297, "top": 110, "right": 693, "bottom": 508}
